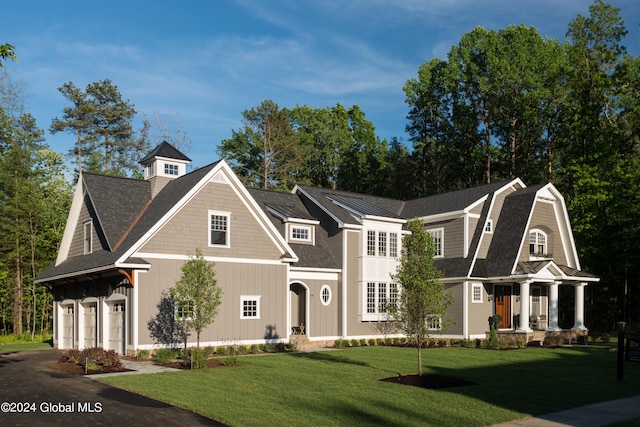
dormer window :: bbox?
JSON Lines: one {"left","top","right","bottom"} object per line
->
{"left": 287, "top": 224, "right": 314, "bottom": 245}
{"left": 484, "top": 220, "right": 493, "bottom": 233}
{"left": 165, "top": 163, "right": 179, "bottom": 176}
{"left": 529, "top": 229, "right": 547, "bottom": 256}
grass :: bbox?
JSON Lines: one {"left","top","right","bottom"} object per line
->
{"left": 99, "top": 345, "right": 640, "bottom": 426}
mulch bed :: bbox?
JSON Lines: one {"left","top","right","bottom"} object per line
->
{"left": 49, "top": 362, "right": 132, "bottom": 376}
{"left": 380, "top": 374, "right": 476, "bottom": 389}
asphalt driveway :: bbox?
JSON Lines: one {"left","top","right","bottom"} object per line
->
{"left": 0, "top": 349, "right": 224, "bottom": 426}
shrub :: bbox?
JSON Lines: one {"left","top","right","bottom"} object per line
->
{"left": 517, "top": 339, "right": 526, "bottom": 349}
{"left": 137, "top": 349, "right": 150, "bottom": 360}
{"left": 221, "top": 356, "right": 239, "bottom": 367}
{"left": 190, "top": 347, "right": 212, "bottom": 369}
{"left": 333, "top": 339, "right": 344, "bottom": 349}
{"left": 368, "top": 339, "right": 376, "bottom": 346}
{"left": 544, "top": 335, "right": 563, "bottom": 347}
{"left": 375, "top": 338, "right": 383, "bottom": 346}
{"left": 154, "top": 348, "right": 175, "bottom": 364}
{"left": 237, "top": 345, "right": 248, "bottom": 355}
{"left": 359, "top": 338, "right": 368, "bottom": 347}
{"left": 351, "top": 339, "right": 360, "bottom": 347}
{"left": 249, "top": 344, "right": 260, "bottom": 354}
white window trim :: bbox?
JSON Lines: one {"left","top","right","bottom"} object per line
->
{"left": 83, "top": 220, "right": 93, "bottom": 255}
{"left": 484, "top": 220, "right": 493, "bottom": 233}
{"left": 365, "top": 229, "right": 399, "bottom": 258}
{"left": 320, "top": 285, "right": 332, "bottom": 306}
{"left": 289, "top": 224, "right": 313, "bottom": 244}
{"left": 208, "top": 210, "right": 231, "bottom": 248}
{"left": 174, "top": 299, "right": 194, "bottom": 321}
{"left": 240, "top": 295, "right": 261, "bottom": 319}
{"left": 529, "top": 228, "right": 548, "bottom": 258}
{"left": 164, "top": 162, "right": 179, "bottom": 176}
{"left": 472, "top": 283, "right": 483, "bottom": 303}
{"left": 362, "top": 281, "right": 398, "bottom": 321}
{"left": 427, "top": 227, "right": 444, "bottom": 258}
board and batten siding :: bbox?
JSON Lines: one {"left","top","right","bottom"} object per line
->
{"left": 140, "top": 180, "right": 282, "bottom": 260}
{"left": 296, "top": 278, "right": 339, "bottom": 338}
{"left": 136, "top": 258, "right": 287, "bottom": 346}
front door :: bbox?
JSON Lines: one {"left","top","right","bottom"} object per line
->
{"left": 495, "top": 285, "right": 512, "bottom": 329}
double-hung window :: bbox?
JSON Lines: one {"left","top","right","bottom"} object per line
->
{"left": 175, "top": 300, "right": 194, "bottom": 320}
{"left": 427, "top": 228, "right": 444, "bottom": 257}
{"left": 366, "top": 230, "right": 398, "bottom": 258}
{"left": 209, "top": 211, "right": 230, "bottom": 247}
{"left": 366, "top": 282, "right": 398, "bottom": 318}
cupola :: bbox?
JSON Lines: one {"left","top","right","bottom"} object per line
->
{"left": 139, "top": 141, "right": 191, "bottom": 197}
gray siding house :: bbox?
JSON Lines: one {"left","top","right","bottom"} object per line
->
{"left": 36, "top": 142, "right": 598, "bottom": 355}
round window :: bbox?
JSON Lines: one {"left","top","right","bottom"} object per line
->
{"left": 320, "top": 285, "right": 332, "bottom": 306}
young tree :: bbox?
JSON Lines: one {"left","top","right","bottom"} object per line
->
{"left": 169, "top": 249, "right": 222, "bottom": 348}
{"left": 391, "top": 219, "right": 453, "bottom": 376}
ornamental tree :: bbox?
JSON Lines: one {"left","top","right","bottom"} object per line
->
{"left": 391, "top": 219, "right": 453, "bottom": 376}
{"left": 169, "top": 248, "right": 222, "bottom": 348}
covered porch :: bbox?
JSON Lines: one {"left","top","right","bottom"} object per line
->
{"left": 489, "top": 261, "right": 599, "bottom": 343}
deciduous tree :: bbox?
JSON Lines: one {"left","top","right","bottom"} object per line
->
{"left": 390, "top": 219, "right": 452, "bottom": 376}
{"left": 170, "top": 249, "right": 222, "bottom": 348}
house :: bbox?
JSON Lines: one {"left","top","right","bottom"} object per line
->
{"left": 35, "top": 142, "right": 598, "bottom": 355}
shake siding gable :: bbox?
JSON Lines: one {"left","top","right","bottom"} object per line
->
{"left": 69, "top": 200, "right": 102, "bottom": 257}
{"left": 518, "top": 200, "right": 568, "bottom": 266}
{"left": 139, "top": 181, "right": 283, "bottom": 260}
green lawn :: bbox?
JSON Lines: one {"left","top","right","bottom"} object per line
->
{"left": 100, "top": 345, "right": 640, "bottom": 426}
{"left": 0, "top": 342, "right": 52, "bottom": 353}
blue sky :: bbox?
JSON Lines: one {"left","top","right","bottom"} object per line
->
{"left": 3, "top": 0, "right": 640, "bottom": 170}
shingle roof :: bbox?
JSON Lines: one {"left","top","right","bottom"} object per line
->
{"left": 248, "top": 188, "right": 339, "bottom": 269}
{"left": 401, "top": 180, "right": 512, "bottom": 218}
{"left": 483, "top": 185, "right": 544, "bottom": 276}
{"left": 36, "top": 162, "right": 219, "bottom": 282}
{"left": 139, "top": 141, "right": 191, "bottom": 164}
{"left": 82, "top": 173, "right": 151, "bottom": 250}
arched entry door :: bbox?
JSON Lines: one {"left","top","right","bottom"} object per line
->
{"left": 290, "top": 283, "right": 307, "bottom": 335}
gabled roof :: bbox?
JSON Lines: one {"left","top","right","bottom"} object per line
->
{"left": 248, "top": 188, "right": 339, "bottom": 269}
{"left": 36, "top": 162, "right": 219, "bottom": 282}
{"left": 139, "top": 141, "right": 191, "bottom": 164}
{"left": 82, "top": 173, "right": 151, "bottom": 250}
{"left": 401, "top": 180, "right": 515, "bottom": 218}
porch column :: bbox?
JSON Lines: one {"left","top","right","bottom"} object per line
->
{"left": 518, "top": 280, "right": 532, "bottom": 332}
{"left": 548, "top": 281, "right": 561, "bottom": 331}
{"left": 573, "top": 282, "right": 587, "bottom": 330}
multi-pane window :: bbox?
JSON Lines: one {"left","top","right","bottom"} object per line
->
{"left": 472, "top": 283, "right": 483, "bottom": 303}
{"left": 427, "top": 228, "right": 444, "bottom": 257}
{"left": 240, "top": 296, "right": 260, "bottom": 319}
{"left": 366, "top": 282, "right": 397, "bottom": 315}
{"left": 175, "top": 300, "right": 193, "bottom": 320}
{"left": 389, "top": 233, "right": 398, "bottom": 258}
{"left": 427, "top": 315, "right": 442, "bottom": 331}
{"left": 367, "top": 230, "right": 398, "bottom": 257}
{"left": 485, "top": 220, "right": 493, "bottom": 233}
{"left": 378, "top": 232, "right": 387, "bottom": 257}
{"left": 529, "top": 230, "right": 547, "bottom": 255}
{"left": 291, "top": 226, "right": 310, "bottom": 242}
{"left": 209, "top": 212, "right": 229, "bottom": 246}
{"left": 367, "top": 231, "right": 376, "bottom": 256}
{"left": 83, "top": 220, "right": 93, "bottom": 254}
{"left": 320, "top": 285, "right": 332, "bottom": 306}
{"left": 164, "top": 163, "right": 179, "bottom": 176}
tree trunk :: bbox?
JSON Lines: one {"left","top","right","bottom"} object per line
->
{"left": 417, "top": 343, "right": 423, "bottom": 376}
{"left": 13, "top": 254, "right": 23, "bottom": 335}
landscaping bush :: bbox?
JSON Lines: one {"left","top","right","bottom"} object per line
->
{"left": 333, "top": 339, "right": 346, "bottom": 349}
{"left": 368, "top": 339, "right": 376, "bottom": 347}
{"left": 154, "top": 348, "right": 176, "bottom": 364}
{"left": 351, "top": 339, "right": 360, "bottom": 347}
{"left": 137, "top": 349, "right": 150, "bottom": 360}
{"left": 249, "top": 344, "right": 260, "bottom": 354}
{"left": 190, "top": 347, "right": 213, "bottom": 369}
{"left": 221, "top": 356, "right": 239, "bottom": 367}
{"left": 59, "top": 347, "right": 123, "bottom": 371}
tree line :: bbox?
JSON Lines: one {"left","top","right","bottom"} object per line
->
{"left": 0, "top": 0, "right": 638, "bottom": 335}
